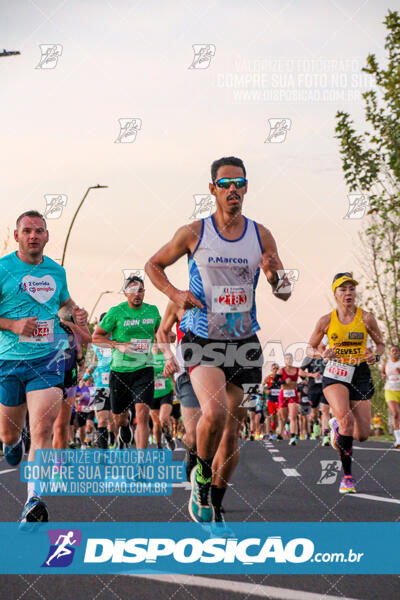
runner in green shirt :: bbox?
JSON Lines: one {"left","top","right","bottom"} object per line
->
{"left": 148, "top": 343, "right": 175, "bottom": 450}
{"left": 92, "top": 276, "right": 161, "bottom": 449}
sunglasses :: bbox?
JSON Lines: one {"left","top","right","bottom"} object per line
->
{"left": 333, "top": 272, "right": 353, "bottom": 281}
{"left": 215, "top": 177, "right": 247, "bottom": 189}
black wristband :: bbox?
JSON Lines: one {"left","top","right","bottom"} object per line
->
{"left": 375, "top": 354, "right": 380, "bottom": 363}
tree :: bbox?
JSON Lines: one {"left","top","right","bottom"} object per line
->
{"left": 335, "top": 10, "right": 400, "bottom": 347}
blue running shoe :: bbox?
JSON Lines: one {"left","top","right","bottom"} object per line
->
{"left": 20, "top": 496, "right": 49, "bottom": 523}
{"left": 188, "top": 465, "right": 214, "bottom": 523}
{"left": 4, "top": 437, "right": 24, "bottom": 466}
{"left": 209, "top": 506, "right": 235, "bottom": 538}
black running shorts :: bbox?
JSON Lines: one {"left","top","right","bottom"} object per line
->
{"left": 148, "top": 391, "right": 174, "bottom": 411}
{"left": 109, "top": 367, "right": 154, "bottom": 414}
{"left": 322, "top": 362, "right": 374, "bottom": 401}
{"left": 182, "top": 331, "right": 263, "bottom": 389}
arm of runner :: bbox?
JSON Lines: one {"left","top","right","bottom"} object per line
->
{"left": 307, "top": 314, "right": 333, "bottom": 359}
{"left": 92, "top": 325, "right": 134, "bottom": 354}
{"left": 299, "top": 368, "right": 319, "bottom": 378}
{"left": 363, "top": 311, "right": 385, "bottom": 365}
{"left": 0, "top": 316, "right": 38, "bottom": 336}
{"left": 256, "top": 224, "right": 291, "bottom": 301}
{"left": 59, "top": 297, "right": 88, "bottom": 327}
{"left": 156, "top": 301, "right": 181, "bottom": 374}
{"left": 63, "top": 320, "right": 92, "bottom": 346}
{"left": 145, "top": 223, "right": 204, "bottom": 310}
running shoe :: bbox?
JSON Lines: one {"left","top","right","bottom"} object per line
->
{"left": 188, "top": 465, "right": 214, "bottom": 523}
{"left": 288, "top": 436, "right": 296, "bottom": 446}
{"left": 310, "top": 432, "right": 317, "bottom": 440}
{"left": 276, "top": 434, "right": 283, "bottom": 441}
{"left": 4, "top": 437, "right": 24, "bottom": 466}
{"left": 339, "top": 475, "right": 356, "bottom": 494}
{"left": 20, "top": 496, "right": 49, "bottom": 522}
{"left": 210, "top": 507, "right": 235, "bottom": 538}
{"left": 394, "top": 442, "right": 400, "bottom": 449}
{"left": 312, "top": 423, "right": 321, "bottom": 438}
{"left": 269, "top": 434, "right": 277, "bottom": 441}
{"left": 329, "top": 417, "right": 339, "bottom": 451}
{"left": 185, "top": 449, "right": 197, "bottom": 481}
{"left": 322, "top": 435, "right": 330, "bottom": 447}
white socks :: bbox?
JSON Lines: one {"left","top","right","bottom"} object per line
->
{"left": 27, "top": 481, "right": 41, "bottom": 502}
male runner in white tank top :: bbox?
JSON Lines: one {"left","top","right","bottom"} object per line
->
{"left": 145, "top": 156, "right": 291, "bottom": 523}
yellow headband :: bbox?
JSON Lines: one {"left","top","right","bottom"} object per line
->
{"left": 332, "top": 275, "right": 358, "bottom": 293}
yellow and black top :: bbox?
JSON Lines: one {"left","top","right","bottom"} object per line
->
{"left": 326, "top": 307, "right": 368, "bottom": 365}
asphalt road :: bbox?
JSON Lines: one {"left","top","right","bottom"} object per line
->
{"left": 0, "top": 438, "right": 399, "bottom": 600}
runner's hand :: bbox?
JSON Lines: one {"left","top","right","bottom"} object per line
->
{"left": 72, "top": 306, "right": 88, "bottom": 326}
{"left": 172, "top": 290, "right": 203, "bottom": 310}
{"left": 115, "top": 342, "right": 136, "bottom": 355}
{"left": 322, "top": 346, "right": 337, "bottom": 361}
{"left": 11, "top": 317, "right": 38, "bottom": 336}
{"left": 163, "top": 356, "right": 180, "bottom": 377}
{"left": 364, "top": 350, "right": 377, "bottom": 365}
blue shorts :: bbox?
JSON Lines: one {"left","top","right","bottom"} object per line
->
{"left": 0, "top": 351, "right": 64, "bottom": 407}
{"left": 175, "top": 372, "right": 200, "bottom": 408}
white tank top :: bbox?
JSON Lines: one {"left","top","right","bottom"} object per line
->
{"left": 180, "top": 215, "right": 263, "bottom": 340}
{"left": 385, "top": 358, "right": 400, "bottom": 391}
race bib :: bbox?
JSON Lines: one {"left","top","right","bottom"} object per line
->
{"left": 154, "top": 378, "right": 166, "bottom": 390}
{"left": 130, "top": 339, "right": 151, "bottom": 354}
{"left": 270, "top": 389, "right": 280, "bottom": 396}
{"left": 324, "top": 361, "right": 355, "bottom": 383}
{"left": 283, "top": 389, "right": 297, "bottom": 398}
{"left": 19, "top": 319, "right": 54, "bottom": 343}
{"left": 101, "top": 372, "right": 109, "bottom": 385}
{"left": 212, "top": 285, "right": 252, "bottom": 313}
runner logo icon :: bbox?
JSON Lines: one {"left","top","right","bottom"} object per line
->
{"left": 42, "top": 529, "right": 82, "bottom": 568}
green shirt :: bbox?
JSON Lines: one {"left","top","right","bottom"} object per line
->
{"left": 100, "top": 302, "right": 161, "bottom": 373}
{"left": 152, "top": 351, "right": 173, "bottom": 398}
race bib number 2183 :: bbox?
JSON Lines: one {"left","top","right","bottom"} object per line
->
{"left": 212, "top": 285, "right": 252, "bottom": 313}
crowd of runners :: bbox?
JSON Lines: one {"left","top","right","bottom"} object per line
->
{"left": 0, "top": 156, "right": 399, "bottom": 527}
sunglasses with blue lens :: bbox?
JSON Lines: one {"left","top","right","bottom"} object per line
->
{"left": 215, "top": 177, "right": 247, "bottom": 189}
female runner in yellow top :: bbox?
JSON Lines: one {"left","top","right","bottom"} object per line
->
{"left": 308, "top": 273, "right": 385, "bottom": 494}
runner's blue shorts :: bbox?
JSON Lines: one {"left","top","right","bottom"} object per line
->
{"left": 0, "top": 351, "right": 65, "bottom": 407}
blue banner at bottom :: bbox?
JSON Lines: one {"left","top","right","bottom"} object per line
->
{"left": 0, "top": 522, "right": 398, "bottom": 574}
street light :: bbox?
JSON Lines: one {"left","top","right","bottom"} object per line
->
{"left": 61, "top": 184, "right": 108, "bottom": 267}
{"left": 89, "top": 290, "right": 113, "bottom": 323}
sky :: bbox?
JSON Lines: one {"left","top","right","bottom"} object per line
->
{"left": 0, "top": 0, "right": 392, "bottom": 363}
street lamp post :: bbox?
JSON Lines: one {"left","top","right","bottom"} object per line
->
{"left": 89, "top": 290, "right": 113, "bottom": 323}
{"left": 61, "top": 184, "right": 108, "bottom": 267}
